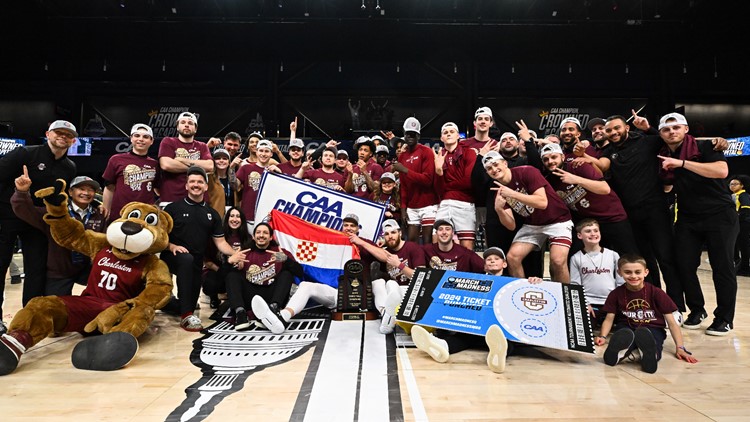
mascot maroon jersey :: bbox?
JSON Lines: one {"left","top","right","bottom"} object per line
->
{"left": 81, "top": 248, "right": 149, "bottom": 303}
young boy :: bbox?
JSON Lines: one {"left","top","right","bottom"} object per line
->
{"left": 595, "top": 255, "right": 698, "bottom": 373}
{"left": 569, "top": 219, "right": 624, "bottom": 327}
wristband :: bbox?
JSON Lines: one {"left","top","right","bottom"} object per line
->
{"left": 682, "top": 159, "right": 686, "bottom": 168}
{"left": 596, "top": 335, "right": 606, "bottom": 340}
{"left": 398, "top": 262, "right": 406, "bottom": 271}
{"left": 678, "top": 346, "right": 692, "bottom": 355}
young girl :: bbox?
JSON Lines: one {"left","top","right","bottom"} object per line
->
{"left": 371, "top": 172, "right": 401, "bottom": 223}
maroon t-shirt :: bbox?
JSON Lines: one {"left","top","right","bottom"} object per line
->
{"left": 157, "top": 137, "right": 212, "bottom": 202}
{"left": 102, "top": 152, "right": 160, "bottom": 220}
{"left": 242, "top": 247, "right": 295, "bottom": 286}
{"left": 236, "top": 162, "right": 266, "bottom": 221}
{"left": 461, "top": 137, "right": 497, "bottom": 154}
{"left": 383, "top": 241, "right": 426, "bottom": 285}
{"left": 545, "top": 162, "right": 628, "bottom": 223}
{"left": 602, "top": 283, "right": 677, "bottom": 330}
{"left": 302, "top": 168, "right": 347, "bottom": 191}
{"left": 503, "top": 166, "right": 571, "bottom": 226}
{"left": 81, "top": 248, "right": 148, "bottom": 303}
{"left": 277, "top": 161, "right": 302, "bottom": 176}
{"left": 351, "top": 159, "right": 384, "bottom": 198}
{"left": 422, "top": 243, "right": 485, "bottom": 273}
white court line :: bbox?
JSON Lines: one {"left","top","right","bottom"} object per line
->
{"left": 397, "top": 347, "right": 429, "bottom": 422}
{"left": 357, "top": 321, "right": 389, "bottom": 422}
{"left": 303, "top": 322, "right": 362, "bottom": 422}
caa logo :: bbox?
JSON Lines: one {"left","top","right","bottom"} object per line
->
{"left": 520, "top": 318, "right": 548, "bottom": 339}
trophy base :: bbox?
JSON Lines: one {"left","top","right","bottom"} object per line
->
{"left": 331, "top": 311, "right": 379, "bottom": 321}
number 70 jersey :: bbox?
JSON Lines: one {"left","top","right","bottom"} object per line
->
{"left": 81, "top": 248, "right": 149, "bottom": 303}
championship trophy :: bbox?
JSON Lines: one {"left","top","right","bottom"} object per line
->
{"left": 332, "top": 259, "right": 377, "bottom": 321}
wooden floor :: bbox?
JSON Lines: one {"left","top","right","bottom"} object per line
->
{"left": 2, "top": 252, "right": 749, "bottom": 422}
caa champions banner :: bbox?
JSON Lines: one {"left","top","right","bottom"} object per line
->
{"left": 398, "top": 268, "right": 595, "bottom": 354}
{"left": 255, "top": 172, "right": 386, "bottom": 242}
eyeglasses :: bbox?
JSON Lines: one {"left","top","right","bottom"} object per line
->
{"left": 730, "top": 182, "right": 741, "bottom": 186}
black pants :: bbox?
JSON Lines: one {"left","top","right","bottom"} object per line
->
{"left": 203, "top": 265, "right": 230, "bottom": 300}
{"left": 625, "top": 203, "right": 682, "bottom": 309}
{"left": 0, "top": 207, "right": 48, "bottom": 315}
{"left": 161, "top": 251, "right": 204, "bottom": 316}
{"left": 225, "top": 268, "right": 294, "bottom": 311}
{"left": 734, "top": 220, "right": 750, "bottom": 270}
{"left": 675, "top": 208, "right": 739, "bottom": 324}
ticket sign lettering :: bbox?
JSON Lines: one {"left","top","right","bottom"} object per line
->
{"left": 397, "top": 268, "right": 594, "bottom": 353}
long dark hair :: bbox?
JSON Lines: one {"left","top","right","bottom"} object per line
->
{"left": 223, "top": 206, "right": 252, "bottom": 249}
{"left": 372, "top": 179, "right": 400, "bottom": 210}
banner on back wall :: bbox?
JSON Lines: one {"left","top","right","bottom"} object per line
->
{"left": 254, "top": 172, "right": 386, "bottom": 241}
{"left": 0, "top": 138, "right": 25, "bottom": 156}
{"left": 397, "top": 268, "right": 595, "bottom": 354}
{"left": 723, "top": 136, "right": 750, "bottom": 157}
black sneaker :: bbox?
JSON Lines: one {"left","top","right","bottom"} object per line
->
{"left": 603, "top": 329, "right": 635, "bottom": 367}
{"left": 235, "top": 311, "right": 251, "bottom": 331}
{"left": 10, "top": 275, "right": 22, "bottom": 285}
{"left": 634, "top": 327, "right": 658, "bottom": 374}
{"left": 706, "top": 320, "right": 732, "bottom": 336}
{"left": 683, "top": 311, "right": 707, "bottom": 330}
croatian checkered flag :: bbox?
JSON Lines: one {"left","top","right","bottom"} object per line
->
{"left": 270, "top": 210, "right": 360, "bottom": 288}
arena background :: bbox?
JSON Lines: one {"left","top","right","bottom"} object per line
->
{"left": 1, "top": 0, "right": 747, "bottom": 176}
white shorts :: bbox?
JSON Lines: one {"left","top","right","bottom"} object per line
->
{"left": 436, "top": 199, "right": 477, "bottom": 241}
{"left": 513, "top": 220, "right": 573, "bottom": 250}
{"left": 406, "top": 205, "right": 438, "bottom": 227}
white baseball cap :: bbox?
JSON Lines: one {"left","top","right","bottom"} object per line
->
{"left": 403, "top": 117, "right": 421, "bottom": 134}
{"left": 47, "top": 120, "right": 78, "bottom": 137}
{"left": 559, "top": 117, "right": 582, "bottom": 130}
{"left": 376, "top": 145, "right": 389, "bottom": 154}
{"left": 381, "top": 219, "right": 401, "bottom": 232}
{"left": 474, "top": 107, "right": 493, "bottom": 119}
{"left": 177, "top": 112, "right": 198, "bottom": 124}
{"left": 371, "top": 135, "right": 384, "bottom": 142}
{"left": 540, "top": 143, "right": 564, "bottom": 157}
{"left": 441, "top": 122, "right": 459, "bottom": 133}
{"left": 289, "top": 138, "right": 305, "bottom": 149}
{"left": 658, "top": 112, "right": 688, "bottom": 130}
{"left": 500, "top": 132, "right": 517, "bottom": 142}
{"left": 130, "top": 123, "right": 153, "bottom": 138}
{"left": 481, "top": 151, "right": 505, "bottom": 168}
{"left": 380, "top": 172, "right": 396, "bottom": 182}
{"left": 257, "top": 140, "right": 273, "bottom": 151}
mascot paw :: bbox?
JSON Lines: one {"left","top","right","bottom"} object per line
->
{"left": 71, "top": 332, "right": 138, "bottom": 371}
{"left": 34, "top": 179, "right": 69, "bottom": 209}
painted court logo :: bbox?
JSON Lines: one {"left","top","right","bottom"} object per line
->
{"left": 521, "top": 291, "right": 548, "bottom": 311}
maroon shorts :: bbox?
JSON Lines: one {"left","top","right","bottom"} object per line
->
{"left": 58, "top": 295, "right": 118, "bottom": 333}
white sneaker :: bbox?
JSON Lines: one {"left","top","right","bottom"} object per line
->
{"left": 485, "top": 325, "right": 508, "bottom": 373}
{"left": 251, "top": 296, "right": 286, "bottom": 334}
{"left": 411, "top": 325, "right": 449, "bottom": 363}
{"left": 379, "top": 289, "right": 403, "bottom": 335}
